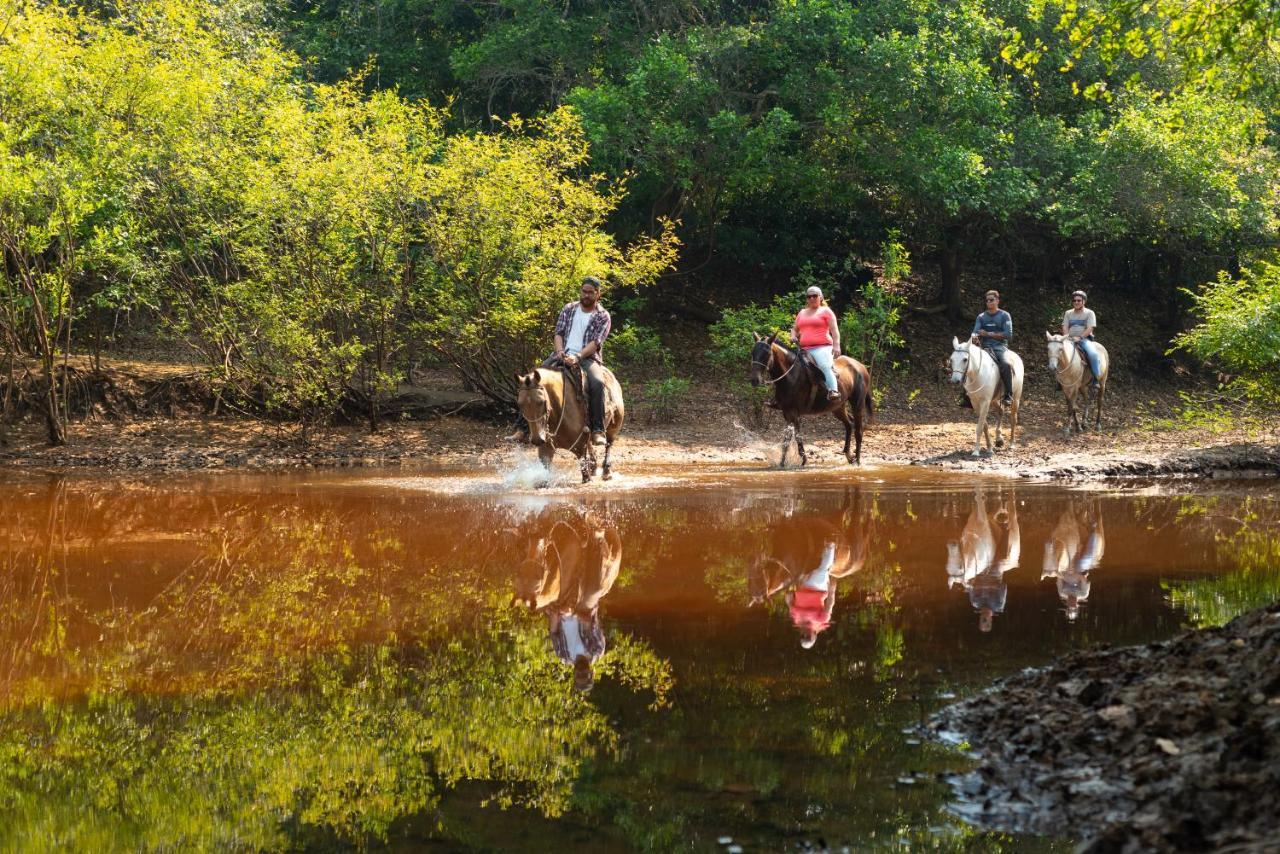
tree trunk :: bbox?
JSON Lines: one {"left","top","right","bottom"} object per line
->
{"left": 940, "top": 248, "right": 965, "bottom": 322}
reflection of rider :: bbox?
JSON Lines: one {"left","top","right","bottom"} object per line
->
{"left": 506, "top": 276, "right": 613, "bottom": 446}
{"left": 970, "top": 290, "right": 1015, "bottom": 407}
{"left": 1062, "top": 290, "right": 1101, "bottom": 387}
{"left": 788, "top": 542, "right": 837, "bottom": 649}
{"left": 947, "top": 491, "right": 1020, "bottom": 633}
{"left": 544, "top": 517, "right": 621, "bottom": 692}
{"left": 748, "top": 498, "right": 870, "bottom": 649}
{"left": 1042, "top": 500, "right": 1104, "bottom": 622}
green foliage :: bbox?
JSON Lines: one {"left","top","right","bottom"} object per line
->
{"left": 1175, "top": 259, "right": 1280, "bottom": 405}
{"left": 707, "top": 296, "right": 796, "bottom": 424}
{"left": 643, "top": 375, "right": 692, "bottom": 423}
{"left": 610, "top": 323, "right": 672, "bottom": 374}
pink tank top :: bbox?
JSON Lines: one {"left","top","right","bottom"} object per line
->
{"left": 794, "top": 307, "right": 834, "bottom": 348}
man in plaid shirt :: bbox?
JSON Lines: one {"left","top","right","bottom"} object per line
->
{"left": 507, "top": 276, "right": 613, "bottom": 445}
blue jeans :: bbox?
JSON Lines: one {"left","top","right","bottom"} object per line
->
{"left": 1077, "top": 339, "right": 1101, "bottom": 380}
{"left": 805, "top": 345, "right": 839, "bottom": 392}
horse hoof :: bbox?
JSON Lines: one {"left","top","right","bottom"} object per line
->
{"left": 602, "top": 472, "right": 612, "bottom": 481}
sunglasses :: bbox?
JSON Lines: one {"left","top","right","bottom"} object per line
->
{"left": 807, "top": 294, "right": 821, "bottom": 299}
{"left": 985, "top": 297, "right": 998, "bottom": 302}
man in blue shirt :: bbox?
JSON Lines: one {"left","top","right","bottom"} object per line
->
{"left": 972, "top": 290, "right": 1014, "bottom": 406}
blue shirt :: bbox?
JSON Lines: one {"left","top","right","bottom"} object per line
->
{"left": 972, "top": 309, "right": 1012, "bottom": 349}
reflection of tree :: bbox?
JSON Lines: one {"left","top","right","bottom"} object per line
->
{"left": 0, "top": 485, "right": 674, "bottom": 848}
{"left": 1164, "top": 496, "right": 1280, "bottom": 627}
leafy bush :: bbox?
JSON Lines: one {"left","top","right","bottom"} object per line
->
{"left": 609, "top": 323, "right": 671, "bottom": 374}
{"left": 707, "top": 296, "right": 796, "bottom": 425}
{"left": 1175, "top": 258, "right": 1280, "bottom": 405}
{"left": 644, "top": 375, "right": 692, "bottom": 423}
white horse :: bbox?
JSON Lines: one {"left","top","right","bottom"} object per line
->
{"left": 949, "top": 337, "right": 1024, "bottom": 457}
{"left": 1045, "top": 333, "right": 1109, "bottom": 434}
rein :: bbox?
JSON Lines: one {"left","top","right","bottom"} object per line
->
{"left": 752, "top": 347, "right": 798, "bottom": 385}
{"left": 960, "top": 343, "right": 990, "bottom": 396}
{"left": 528, "top": 372, "right": 586, "bottom": 452}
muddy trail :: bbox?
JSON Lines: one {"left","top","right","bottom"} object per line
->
{"left": 931, "top": 604, "right": 1280, "bottom": 852}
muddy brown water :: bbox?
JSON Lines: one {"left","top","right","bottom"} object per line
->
{"left": 1, "top": 461, "right": 1277, "bottom": 851}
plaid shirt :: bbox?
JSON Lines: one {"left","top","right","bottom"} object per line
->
{"left": 554, "top": 301, "right": 612, "bottom": 364}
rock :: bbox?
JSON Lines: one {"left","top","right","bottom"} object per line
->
{"left": 1098, "top": 705, "right": 1136, "bottom": 729}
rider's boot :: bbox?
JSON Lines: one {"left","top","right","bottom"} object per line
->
{"left": 959, "top": 394, "right": 972, "bottom": 409}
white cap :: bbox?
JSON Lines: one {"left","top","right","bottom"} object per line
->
{"left": 805, "top": 286, "right": 823, "bottom": 297}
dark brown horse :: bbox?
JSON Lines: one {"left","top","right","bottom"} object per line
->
{"left": 750, "top": 333, "right": 872, "bottom": 466}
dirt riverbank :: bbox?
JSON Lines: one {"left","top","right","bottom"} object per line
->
{"left": 930, "top": 604, "right": 1280, "bottom": 852}
{"left": 1, "top": 401, "right": 1276, "bottom": 480}
{"left": 1, "top": 359, "right": 1277, "bottom": 478}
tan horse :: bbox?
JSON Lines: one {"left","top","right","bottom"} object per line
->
{"left": 1045, "top": 333, "right": 1109, "bottom": 434}
{"left": 949, "top": 337, "right": 1023, "bottom": 457}
{"left": 515, "top": 367, "right": 625, "bottom": 483}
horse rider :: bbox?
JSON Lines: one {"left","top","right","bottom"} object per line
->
{"left": 506, "top": 276, "right": 613, "bottom": 446}
{"left": 971, "top": 289, "right": 1015, "bottom": 407}
{"left": 791, "top": 285, "right": 842, "bottom": 400}
{"left": 1062, "top": 290, "right": 1101, "bottom": 388}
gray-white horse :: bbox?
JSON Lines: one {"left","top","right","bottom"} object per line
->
{"left": 1045, "top": 333, "right": 1109, "bottom": 434}
{"left": 949, "top": 336, "right": 1024, "bottom": 457}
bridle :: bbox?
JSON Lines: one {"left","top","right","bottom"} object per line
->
{"left": 955, "top": 341, "right": 991, "bottom": 396}
{"left": 523, "top": 375, "right": 586, "bottom": 451}
{"left": 1050, "top": 337, "right": 1080, "bottom": 379}
{"left": 752, "top": 345, "right": 798, "bottom": 385}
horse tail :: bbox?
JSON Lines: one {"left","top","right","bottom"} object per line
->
{"left": 862, "top": 370, "right": 874, "bottom": 422}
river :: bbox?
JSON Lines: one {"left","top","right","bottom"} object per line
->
{"left": 1, "top": 464, "right": 1277, "bottom": 850}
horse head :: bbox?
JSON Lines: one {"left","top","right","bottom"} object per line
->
{"left": 1045, "top": 332, "right": 1069, "bottom": 371}
{"left": 948, "top": 336, "right": 971, "bottom": 384}
{"left": 750, "top": 332, "right": 780, "bottom": 387}
{"left": 515, "top": 370, "right": 552, "bottom": 445}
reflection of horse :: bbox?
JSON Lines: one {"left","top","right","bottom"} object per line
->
{"left": 511, "top": 509, "right": 622, "bottom": 691}
{"left": 746, "top": 501, "right": 872, "bottom": 648}
{"left": 949, "top": 337, "right": 1023, "bottom": 457}
{"left": 1042, "top": 499, "right": 1105, "bottom": 621}
{"left": 1046, "top": 333, "right": 1110, "bottom": 435}
{"left": 749, "top": 333, "right": 873, "bottom": 467}
{"left": 946, "top": 490, "right": 1020, "bottom": 632}
{"left": 515, "top": 368, "right": 625, "bottom": 483}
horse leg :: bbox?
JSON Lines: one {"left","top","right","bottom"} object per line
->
{"left": 795, "top": 427, "right": 808, "bottom": 467}
{"left": 579, "top": 449, "right": 594, "bottom": 484}
{"left": 1008, "top": 398, "right": 1018, "bottom": 450}
{"left": 537, "top": 444, "right": 555, "bottom": 486}
{"left": 779, "top": 423, "right": 795, "bottom": 469}
{"left": 973, "top": 402, "right": 988, "bottom": 457}
{"left": 994, "top": 402, "right": 1006, "bottom": 450}
{"left": 601, "top": 439, "right": 614, "bottom": 480}
{"left": 853, "top": 402, "right": 864, "bottom": 465}
{"left": 838, "top": 406, "right": 855, "bottom": 464}
{"left": 1095, "top": 382, "right": 1105, "bottom": 431}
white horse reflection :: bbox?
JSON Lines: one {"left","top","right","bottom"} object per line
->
{"left": 947, "top": 490, "right": 1021, "bottom": 632}
{"left": 1042, "top": 499, "right": 1105, "bottom": 621}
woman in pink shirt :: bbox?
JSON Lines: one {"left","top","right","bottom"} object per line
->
{"left": 791, "top": 286, "right": 842, "bottom": 399}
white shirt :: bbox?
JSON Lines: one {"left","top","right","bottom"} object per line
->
{"left": 561, "top": 614, "right": 588, "bottom": 660}
{"left": 565, "top": 307, "right": 594, "bottom": 355}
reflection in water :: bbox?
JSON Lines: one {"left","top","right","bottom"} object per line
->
{"left": 514, "top": 508, "right": 622, "bottom": 691}
{"left": 746, "top": 493, "right": 871, "bottom": 648}
{"left": 947, "top": 490, "right": 1021, "bottom": 633}
{"left": 0, "top": 472, "right": 1276, "bottom": 849}
{"left": 1042, "top": 499, "right": 1105, "bottom": 622}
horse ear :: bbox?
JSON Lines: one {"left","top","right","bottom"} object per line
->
{"left": 952, "top": 336, "right": 961, "bottom": 349}
{"left": 514, "top": 372, "right": 524, "bottom": 384}
{"left": 753, "top": 332, "right": 762, "bottom": 342}
{"left": 767, "top": 332, "right": 778, "bottom": 345}
{"left": 1045, "top": 330, "right": 1052, "bottom": 340}
{"left": 529, "top": 371, "right": 541, "bottom": 386}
